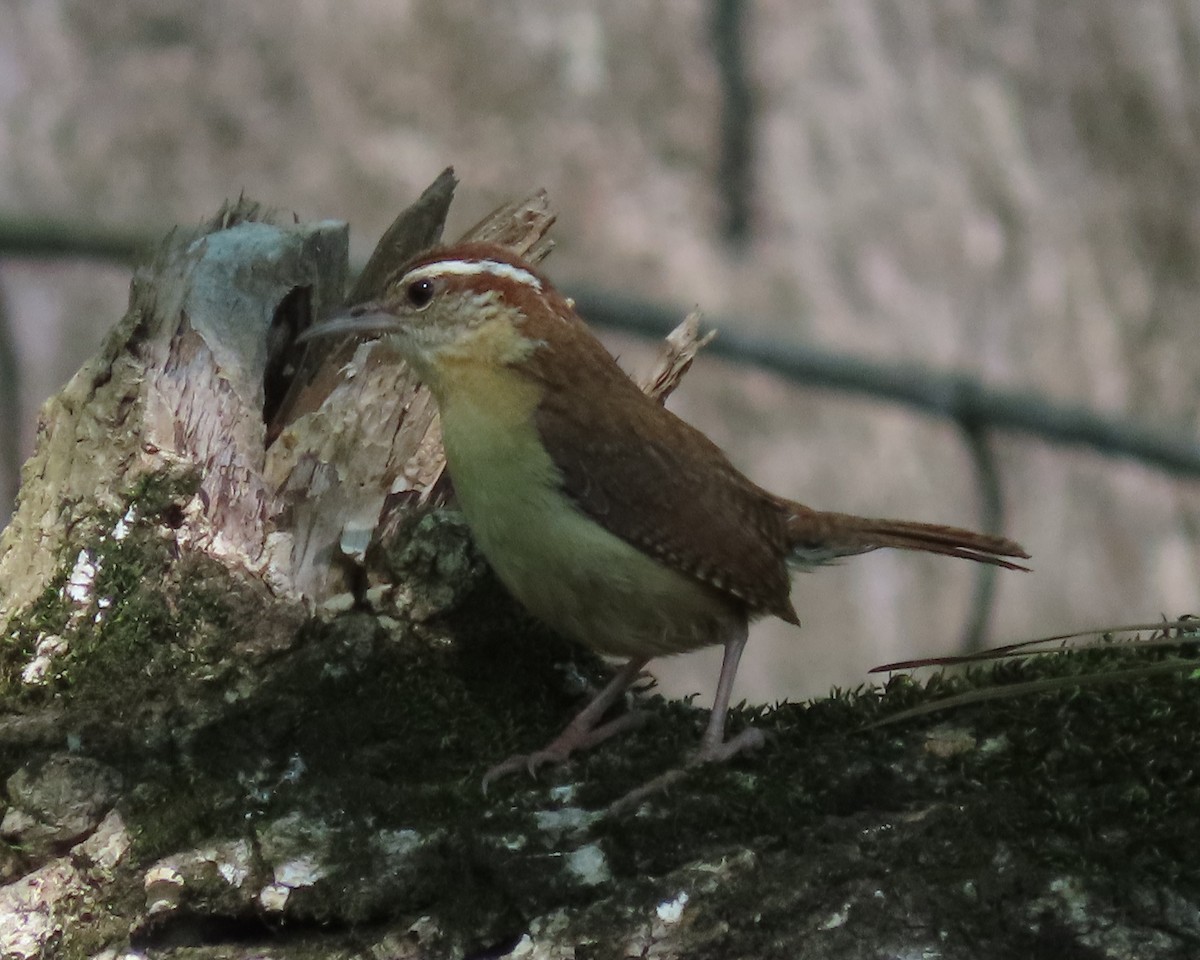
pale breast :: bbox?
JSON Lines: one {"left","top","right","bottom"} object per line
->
{"left": 436, "top": 367, "right": 742, "bottom": 658}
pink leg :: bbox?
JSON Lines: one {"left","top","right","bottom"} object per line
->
{"left": 482, "top": 656, "right": 650, "bottom": 792}
{"left": 694, "top": 622, "right": 766, "bottom": 762}
{"left": 607, "top": 623, "right": 764, "bottom": 815}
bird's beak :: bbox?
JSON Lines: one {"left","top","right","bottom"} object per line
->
{"left": 297, "top": 302, "right": 403, "bottom": 344}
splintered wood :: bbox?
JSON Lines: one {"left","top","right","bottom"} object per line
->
{"left": 0, "top": 201, "right": 350, "bottom": 627}
{"left": 0, "top": 171, "right": 713, "bottom": 622}
{"left": 638, "top": 311, "right": 716, "bottom": 404}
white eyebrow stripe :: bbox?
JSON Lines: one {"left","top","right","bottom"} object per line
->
{"left": 405, "top": 259, "right": 544, "bottom": 291}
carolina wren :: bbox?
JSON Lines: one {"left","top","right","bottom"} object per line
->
{"left": 305, "top": 241, "right": 1029, "bottom": 790}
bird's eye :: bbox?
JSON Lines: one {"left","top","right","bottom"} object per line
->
{"left": 406, "top": 278, "right": 436, "bottom": 309}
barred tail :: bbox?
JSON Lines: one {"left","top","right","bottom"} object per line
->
{"left": 784, "top": 509, "right": 1030, "bottom": 571}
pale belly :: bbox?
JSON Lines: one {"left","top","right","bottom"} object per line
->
{"left": 439, "top": 389, "right": 740, "bottom": 658}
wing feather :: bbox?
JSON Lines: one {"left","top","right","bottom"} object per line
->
{"left": 525, "top": 331, "right": 799, "bottom": 624}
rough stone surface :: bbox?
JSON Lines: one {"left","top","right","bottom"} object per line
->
{"left": 1, "top": 754, "right": 122, "bottom": 855}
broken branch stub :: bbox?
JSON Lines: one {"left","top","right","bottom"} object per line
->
{"left": 0, "top": 200, "right": 348, "bottom": 629}
{"left": 0, "top": 175, "right": 713, "bottom": 630}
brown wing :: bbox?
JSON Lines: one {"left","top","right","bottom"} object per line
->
{"left": 526, "top": 324, "right": 799, "bottom": 624}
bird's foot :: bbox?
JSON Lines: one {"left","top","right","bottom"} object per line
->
{"left": 482, "top": 710, "right": 647, "bottom": 794}
{"left": 605, "top": 726, "right": 768, "bottom": 817}
{"left": 691, "top": 725, "right": 768, "bottom": 766}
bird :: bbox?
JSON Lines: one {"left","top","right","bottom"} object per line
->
{"left": 302, "top": 240, "right": 1029, "bottom": 794}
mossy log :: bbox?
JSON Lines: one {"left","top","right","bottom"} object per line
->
{"left": 0, "top": 176, "right": 1196, "bottom": 959}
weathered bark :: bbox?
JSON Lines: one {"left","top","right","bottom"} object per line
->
{"left": 0, "top": 201, "right": 340, "bottom": 629}
{"left": 0, "top": 180, "right": 1196, "bottom": 959}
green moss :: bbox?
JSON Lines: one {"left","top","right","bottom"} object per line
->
{"left": 105, "top": 573, "right": 610, "bottom": 947}
{"left": 547, "top": 641, "right": 1198, "bottom": 956}
{"left": 58, "top": 538, "right": 236, "bottom": 713}
{"left": 1, "top": 469, "right": 208, "bottom": 699}
{"left": 122, "top": 627, "right": 1200, "bottom": 951}
{"left": 0, "top": 577, "right": 74, "bottom": 696}
{"left": 57, "top": 877, "right": 146, "bottom": 960}
{"left": 126, "top": 469, "right": 204, "bottom": 519}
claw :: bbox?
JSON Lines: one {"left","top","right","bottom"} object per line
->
{"left": 606, "top": 724, "right": 768, "bottom": 817}
{"left": 481, "top": 744, "right": 571, "bottom": 794}
{"left": 480, "top": 658, "right": 650, "bottom": 795}
{"left": 481, "top": 711, "right": 648, "bottom": 794}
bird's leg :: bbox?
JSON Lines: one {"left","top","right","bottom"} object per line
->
{"left": 606, "top": 623, "right": 764, "bottom": 816}
{"left": 482, "top": 656, "right": 650, "bottom": 792}
{"left": 693, "top": 622, "right": 766, "bottom": 763}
